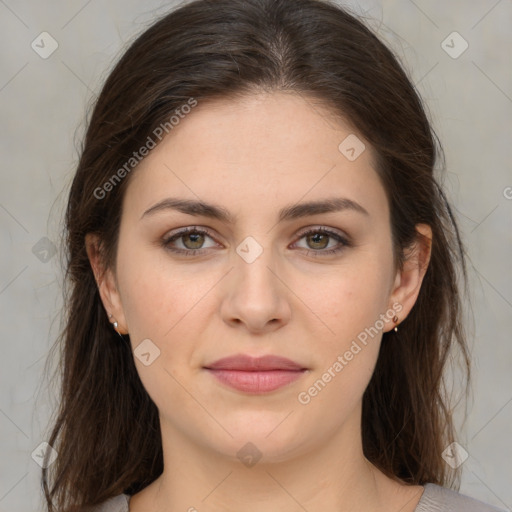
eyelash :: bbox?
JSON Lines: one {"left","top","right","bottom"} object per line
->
{"left": 161, "top": 226, "right": 351, "bottom": 258}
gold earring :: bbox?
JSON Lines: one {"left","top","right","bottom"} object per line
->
{"left": 392, "top": 315, "right": 399, "bottom": 332}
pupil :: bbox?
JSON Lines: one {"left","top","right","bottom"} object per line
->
{"left": 186, "top": 232, "right": 203, "bottom": 249}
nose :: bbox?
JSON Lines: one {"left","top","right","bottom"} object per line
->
{"left": 220, "top": 246, "right": 292, "bottom": 334}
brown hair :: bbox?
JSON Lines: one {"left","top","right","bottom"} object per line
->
{"left": 42, "top": 0, "right": 470, "bottom": 510}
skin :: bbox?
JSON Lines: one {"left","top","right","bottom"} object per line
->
{"left": 86, "top": 91, "right": 432, "bottom": 512}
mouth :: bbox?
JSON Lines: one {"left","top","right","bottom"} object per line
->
{"left": 203, "top": 354, "right": 308, "bottom": 394}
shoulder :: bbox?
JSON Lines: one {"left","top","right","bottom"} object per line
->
{"left": 415, "top": 483, "right": 506, "bottom": 512}
{"left": 90, "top": 493, "right": 130, "bottom": 512}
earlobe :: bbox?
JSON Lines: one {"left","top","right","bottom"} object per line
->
{"left": 387, "top": 224, "right": 432, "bottom": 331}
{"left": 84, "top": 233, "right": 129, "bottom": 335}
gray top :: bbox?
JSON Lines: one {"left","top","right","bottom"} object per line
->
{"left": 91, "top": 483, "right": 506, "bottom": 511}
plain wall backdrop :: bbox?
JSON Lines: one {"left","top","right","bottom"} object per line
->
{"left": 0, "top": 1, "right": 511, "bottom": 511}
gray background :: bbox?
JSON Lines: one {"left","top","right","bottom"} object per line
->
{"left": 0, "top": 1, "right": 511, "bottom": 511}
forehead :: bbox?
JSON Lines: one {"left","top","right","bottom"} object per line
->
{"left": 122, "top": 91, "right": 388, "bottom": 222}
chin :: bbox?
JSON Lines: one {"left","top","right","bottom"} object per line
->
{"left": 211, "top": 420, "right": 308, "bottom": 464}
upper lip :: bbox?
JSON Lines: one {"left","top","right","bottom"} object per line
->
{"left": 204, "top": 354, "right": 306, "bottom": 371}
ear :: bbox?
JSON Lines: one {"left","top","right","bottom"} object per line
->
{"left": 385, "top": 224, "right": 432, "bottom": 332}
{"left": 85, "top": 233, "right": 129, "bottom": 335}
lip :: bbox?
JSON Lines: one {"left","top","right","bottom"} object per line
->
{"left": 204, "top": 354, "right": 306, "bottom": 371}
{"left": 203, "top": 354, "right": 308, "bottom": 394}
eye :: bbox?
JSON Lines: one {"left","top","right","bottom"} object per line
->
{"left": 292, "top": 227, "right": 350, "bottom": 257}
{"left": 161, "top": 226, "right": 350, "bottom": 257}
{"left": 161, "top": 226, "right": 218, "bottom": 256}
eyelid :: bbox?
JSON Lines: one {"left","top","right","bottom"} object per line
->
{"left": 161, "top": 224, "right": 351, "bottom": 257}
{"left": 290, "top": 226, "right": 351, "bottom": 255}
{"left": 162, "top": 225, "right": 220, "bottom": 247}
{"left": 163, "top": 224, "right": 349, "bottom": 242}
{"left": 294, "top": 225, "right": 350, "bottom": 242}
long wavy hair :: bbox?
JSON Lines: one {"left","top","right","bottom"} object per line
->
{"left": 41, "top": 0, "right": 471, "bottom": 510}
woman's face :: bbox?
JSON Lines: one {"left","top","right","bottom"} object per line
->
{"left": 95, "top": 91, "right": 423, "bottom": 463}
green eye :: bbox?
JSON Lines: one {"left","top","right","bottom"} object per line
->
{"left": 161, "top": 226, "right": 350, "bottom": 257}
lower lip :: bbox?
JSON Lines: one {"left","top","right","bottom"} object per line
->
{"left": 205, "top": 369, "right": 306, "bottom": 393}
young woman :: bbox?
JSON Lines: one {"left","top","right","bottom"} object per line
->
{"left": 41, "top": 0, "right": 505, "bottom": 511}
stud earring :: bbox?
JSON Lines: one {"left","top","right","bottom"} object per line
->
{"left": 392, "top": 315, "right": 399, "bottom": 332}
{"left": 108, "top": 312, "right": 124, "bottom": 338}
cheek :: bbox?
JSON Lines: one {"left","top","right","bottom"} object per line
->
{"left": 116, "top": 242, "right": 222, "bottom": 388}
{"left": 299, "top": 252, "right": 392, "bottom": 398}
{"left": 313, "top": 257, "right": 393, "bottom": 342}
{"left": 115, "top": 246, "right": 203, "bottom": 409}
{"left": 116, "top": 238, "right": 200, "bottom": 339}
{"left": 296, "top": 278, "right": 386, "bottom": 428}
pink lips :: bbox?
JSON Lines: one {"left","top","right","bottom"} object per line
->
{"left": 204, "top": 354, "right": 307, "bottom": 394}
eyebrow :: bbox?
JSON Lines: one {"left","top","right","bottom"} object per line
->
{"left": 140, "top": 196, "right": 369, "bottom": 223}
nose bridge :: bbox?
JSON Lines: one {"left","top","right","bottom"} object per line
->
{"left": 221, "top": 233, "right": 291, "bottom": 330}
{"left": 233, "top": 233, "right": 280, "bottom": 300}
